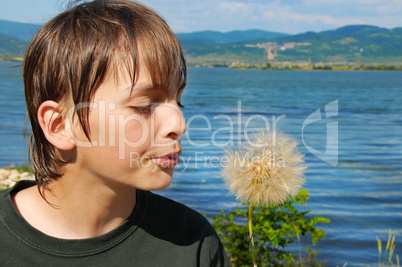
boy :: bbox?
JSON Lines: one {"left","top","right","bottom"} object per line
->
{"left": 0, "top": 0, "right": 231, "bottom": 265}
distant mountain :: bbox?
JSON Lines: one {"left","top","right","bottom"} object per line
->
{"left": 320, "top": 24, "right": 397, "bottom": 37}
{"left": 0, "top": 33, "right": 27, "bottom": 60}
{"left": 177, "top": 30, "right": 289, "bottom": 44}
{"left": 0, "top": 20, "right": 40, "bottom": 42}
{"left": 176, "top": 30, "right": 289, "bottom": 64}
{"left": 0, "top": 20, "right": 40, "bottom": 60}
{"left": 269, "top": 25, "right": 402, "bottom": 63}
{"left": 0, "top": 19, "right": 401, "bottom": 65}
{"left": 180, "top": 25, "right": 402, "bottom": 65}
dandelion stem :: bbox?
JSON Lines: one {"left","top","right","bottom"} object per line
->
{"left": 249, "top": 204, "right": 255, "bottom": 246}
{"left": 248, "top": 204, "right": 257, "bottom": 267}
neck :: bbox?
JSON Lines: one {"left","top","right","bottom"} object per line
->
{"left": 14, "top": 172, "right": 137, "bottom": 239}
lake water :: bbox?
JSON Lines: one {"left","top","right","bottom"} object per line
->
{"left": 1, "top": 61, "right": 401, "bottom": 266}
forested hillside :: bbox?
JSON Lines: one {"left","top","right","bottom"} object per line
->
{"left": 1, "top": 20, "right": 401, "bottom": 65}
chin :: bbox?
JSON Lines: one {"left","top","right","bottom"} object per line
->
{"left": 143, "top": 169, "right": 174, "bottom": 191}
{"left": 151, "top": 183, "right": 171, "bottom": 191}
{"left": 144, "top": 180, "right": 172, "bottom": 191}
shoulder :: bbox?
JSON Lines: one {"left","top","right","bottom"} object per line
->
{"left": 0, "top": 180, "right": 36, "bottom": 212}
{"left": 0, "top": 187, "right": 11, "bottom": 213}
{"left": 142, "top": 191, "right": 214, "bottom": 236}
{"left": 145, "top": 191, "right": 205, "bottom": 219}
{"left": 138, "top": 191, "right": 232, "bottom": 266}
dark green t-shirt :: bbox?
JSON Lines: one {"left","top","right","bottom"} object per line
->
{"left": 0, "top": 181, "right": 231, "bottom": 266}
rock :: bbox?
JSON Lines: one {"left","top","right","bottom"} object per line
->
{"left": 0, "top": 167, "right": 35, "bottom": 189}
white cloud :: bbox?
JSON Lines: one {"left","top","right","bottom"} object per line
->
{"left": 4, "top": 0, "right": 400, "bottom": 33}
{"left": 218, "top": 2, "right": 249, "bottom": 13}
{"left": 376, "top": 0, "right": 402, "bottom": 14}
{"left": 144, "top": 0, "right": 402, "bottom": 33}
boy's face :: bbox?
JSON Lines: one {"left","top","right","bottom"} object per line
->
{"left": 66, "top": 59, "right": 186, "bottom": 191}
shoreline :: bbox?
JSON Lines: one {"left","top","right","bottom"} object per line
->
{"left": 188, "top": 63, "right": 402, "bottom": 71}
{"left": 2, "top": 59, "right": 401, "bottom": 71}
{"left": 0, "top": 57, "right": 23, "bottom": 62}
{"left": 0, "top": 165, "right": 35, "bottom": 190}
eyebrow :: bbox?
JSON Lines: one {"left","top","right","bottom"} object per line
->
{"left": 125, "top": 80, "right": 185, "bottom": 94}
{"left": 122, "top": 79, "right": 186, "bottom": 103}
{"left": 123, "top": 82, "right": 154, "bottom": 94}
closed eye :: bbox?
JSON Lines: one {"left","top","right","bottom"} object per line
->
{"left": 131, "top": 105, "right": 152, "bottom": 114}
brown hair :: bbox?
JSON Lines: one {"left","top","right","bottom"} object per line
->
{"left": 23, "top": 0, "right": 186, "bottom": 188}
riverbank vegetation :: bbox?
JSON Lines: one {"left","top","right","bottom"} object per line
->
{"left": 0, "top": 164, "right": 34, "bottom": 189}
{"left": 211, "top": 189, "right": 330, "bottom": 266}
{"left": 228, "top": 63, "right": 402, "bottom": 71}
{"left": 188, "top": 62, "right": 402, "bottom": 71}
{"left": 0, "top": 55, "right": 23, "bottom": 61}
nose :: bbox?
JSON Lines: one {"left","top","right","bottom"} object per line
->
{"left": 158, "top": 102, "right": 187, "bottom": 140}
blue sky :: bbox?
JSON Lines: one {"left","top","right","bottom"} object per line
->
{"left": 1, "top": 0, "right": 402, "bottom": 34}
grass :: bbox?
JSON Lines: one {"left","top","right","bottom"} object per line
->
{"left": 376, "top": 230, "right": 400, "bottom": 267}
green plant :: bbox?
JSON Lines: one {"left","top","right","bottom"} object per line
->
{"left": 16, "top": 163, "right": 34, "bottom": 174}
{"left": 376, "top": 230, "right": 400, "bottom": 267}
{"left": 212, "top": 189, "right": 330, "bottom": 266}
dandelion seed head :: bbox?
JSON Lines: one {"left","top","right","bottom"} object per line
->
{"left": 221, "top": 130, "right": 306, "bottom": 206}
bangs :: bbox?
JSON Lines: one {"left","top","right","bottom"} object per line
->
{"left": 112, "top": 6, "right": 186, "bottom": 95}
{"left": 136, "top": 25, "right": 186, "bottom": 92}
{"left": 65, "top": 0, "right": 187, "bottom": 136}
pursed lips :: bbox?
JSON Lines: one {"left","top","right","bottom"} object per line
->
{"left": 148, "top": 151, "right": 181, "bottom": 168}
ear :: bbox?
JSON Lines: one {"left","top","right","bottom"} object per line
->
{"left": 38, "top": 100, "right": 76, "bottom": 151}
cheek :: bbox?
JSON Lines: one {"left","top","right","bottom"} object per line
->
{"left": 113, "top": 114, "right": 152, "bottom": 161}
{"left": 83, "top": 109, "right": 153, "bottom": 160}
{"left": 118, "top": 118, "right": 151, "bottom": 168}
{"left": 121, "top": 116, "right": 150, "bottom": 144}
{"left": 96, "top": 110, "right": 151, "bottom": 147}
